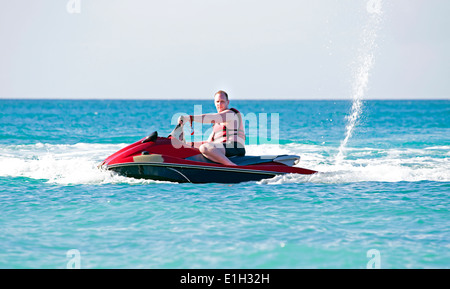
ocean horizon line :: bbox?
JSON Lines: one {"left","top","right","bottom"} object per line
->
{"left": 1, "top": 97, "right": 448, "bottom": 101}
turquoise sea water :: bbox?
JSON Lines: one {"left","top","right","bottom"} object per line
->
{"left": 0, "top": 99, "right": 449, "bottom": 268}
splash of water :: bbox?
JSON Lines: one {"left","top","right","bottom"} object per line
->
{"left": 335, "top": 0, "right": 383, "bottom": 164}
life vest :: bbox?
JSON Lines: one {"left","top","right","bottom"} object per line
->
{"left": 211, "top": 108, "right": 245, "bottom": 144}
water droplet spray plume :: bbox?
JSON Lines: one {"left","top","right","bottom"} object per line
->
{"left": 335, "top": 0, "right": 383, "bottom": 164}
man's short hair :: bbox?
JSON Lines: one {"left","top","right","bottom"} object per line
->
{"left": 215, "top": 90, "right": 228, "bottom": 100}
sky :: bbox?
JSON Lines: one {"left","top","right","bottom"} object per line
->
{"left": 0, "top": 0, "right": 449, "bottom": 100}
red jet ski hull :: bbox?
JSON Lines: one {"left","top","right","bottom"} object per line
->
{"left": 100, "top": 133, "right": 317, "bottom": 184}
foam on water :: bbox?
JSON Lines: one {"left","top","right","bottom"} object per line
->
{"left": 1, "top": 142, "right": 448, "bottom": 186}
{"left": 250, "top": 143, "right": 450, "bottom": 184}
{"left": 0, "top": 143, "right": 167, "bottom": 185}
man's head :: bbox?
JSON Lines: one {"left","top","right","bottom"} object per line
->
{"left": 214, "top": 90, "right": 229, "bottom": 113}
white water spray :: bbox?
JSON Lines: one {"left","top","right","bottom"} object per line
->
{"left": 336, "top": 0, "right": 383, "bottom": 164}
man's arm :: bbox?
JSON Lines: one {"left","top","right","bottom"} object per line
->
{"left": 179, "top": 110, "right": 232, "bottom": 125}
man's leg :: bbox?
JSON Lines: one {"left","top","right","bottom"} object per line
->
{"left": 199, "top": 143, "right": 237, "bottom": 166}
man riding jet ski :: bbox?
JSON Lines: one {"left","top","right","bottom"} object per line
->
{"left": 171, "top": 90, "right": 246, "bottom": 166}
{"left": 99, "top": 91, "right": 317, "bottom": 183}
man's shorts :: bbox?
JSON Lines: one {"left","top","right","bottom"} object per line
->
{"left": 223, "top": 142, "right": 246, "bottom": 157}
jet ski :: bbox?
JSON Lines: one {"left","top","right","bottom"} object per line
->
{"left": 99, "top": 130, "right": 317, "bottom": 184}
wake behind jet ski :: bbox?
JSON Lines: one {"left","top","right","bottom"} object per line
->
{"left": 99, "top": 130, "right": 317, "bottom": 184}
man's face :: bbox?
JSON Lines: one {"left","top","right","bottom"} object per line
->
{"left": 214, "top": 93, "right": 229, "bottom": 113}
